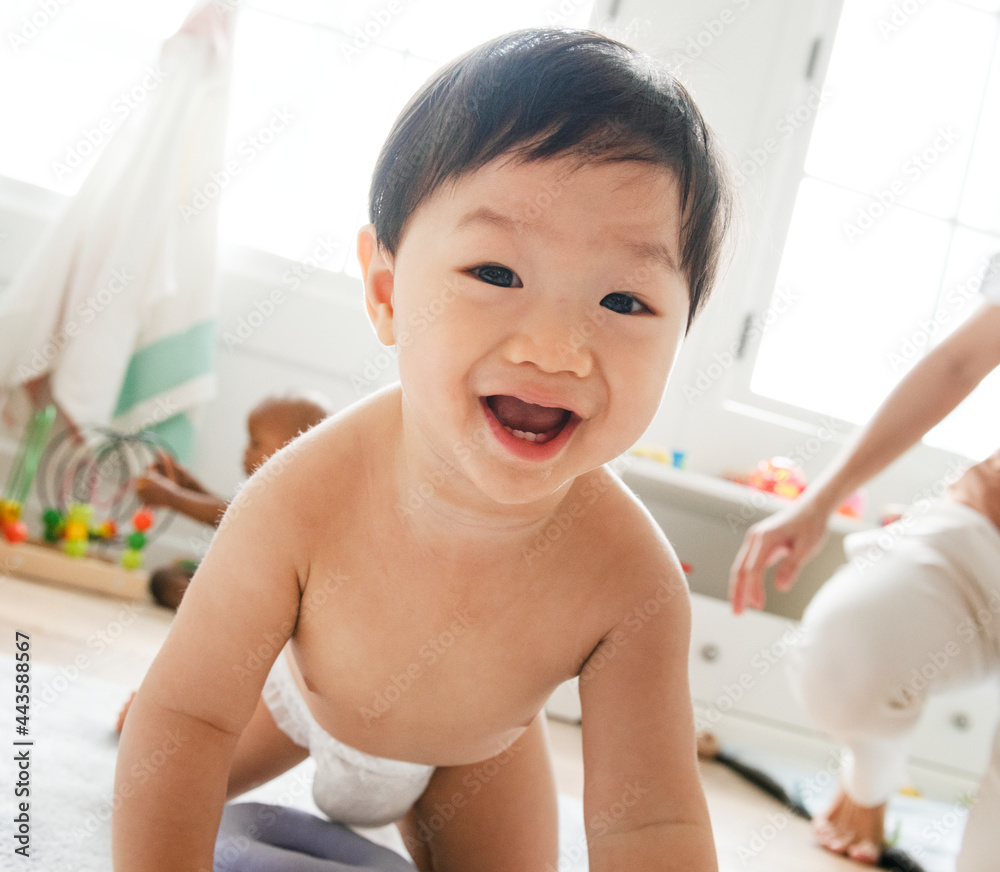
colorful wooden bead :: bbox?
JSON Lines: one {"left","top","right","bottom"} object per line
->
{"left": 121, "top": 548, "right": 143, "bottom": 570}
{"left": 64, "top": 520, "right": 89, "bottom": 542}
{"left": 132, "top": 508, "right": 154, "bottom": 532}
{"left": 63, "top": 538, "right": 88, "bottom": 558}
{"left": 97, "top": 519, "right": 118, "bottom": 538}
{"left": 2, "top": 520, "right": 27, "bottom": 543}
{"left": 67, "top": 503, "right": 94, "bottom": 524}
{"left": 127, "top": 531, "right": 147, "bottom": 550}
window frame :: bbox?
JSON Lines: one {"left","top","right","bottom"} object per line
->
{"left": 692, "top": 0, "right": 1000, "bottom": 475}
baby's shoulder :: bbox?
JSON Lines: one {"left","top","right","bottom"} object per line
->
{"left": 570, "top": 464, "right": 681, "bottom": 579}
{"left": 562, "top": 467, "right": 689, "bottom": 651}
{"left": 574, "top": 464, "right": 668, "bottom": 542}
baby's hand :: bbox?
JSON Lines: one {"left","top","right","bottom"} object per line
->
{"left": 134, "top": 471, "right": 178, "bottom": 509}
{"left": 150, "top": 450, "right": 206, "bottom": 494}
{"left": 150, "top": 449, "right": 178, "bottom": 481}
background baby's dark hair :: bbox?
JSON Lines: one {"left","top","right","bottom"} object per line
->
{"left": 368, "top": 27, "right": 735, "bottom": 331}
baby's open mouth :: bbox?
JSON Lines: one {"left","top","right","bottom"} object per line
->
{"left": 484, "top": 395, "right": 572, "bottom": 444}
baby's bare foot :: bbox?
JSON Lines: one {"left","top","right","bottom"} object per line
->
{"left": 116, "top": 690, "right": 137, "bottom": 734}
{"left": 813, "top": 786, "right": 885, "bottom": 865}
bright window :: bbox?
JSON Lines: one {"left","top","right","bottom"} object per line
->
{"left": 749, "top": 0, "right": 1000, "bottom": 460}
{"left": 0, "top": 0, "right": 594, "bottom": 272}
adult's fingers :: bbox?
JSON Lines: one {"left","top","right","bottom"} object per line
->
{"left": 730, "top": 529, "right": 769, "bottom": 614}
{"left": 774, "top": 554, "right": 802, "bottom": 591}
{"left": 774, "top": 524, "right": 827, "bottom": 591}
{"left": 728, "top": 534, "right": 753, "bottom": 613}
{"left": 732, "top": 528, "right": 793, "bottom": 614}
{"left": 751, "top": 537, "right": 792, "bottom": 609}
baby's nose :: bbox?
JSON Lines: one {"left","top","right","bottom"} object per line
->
{"left": 503, "top": 317, "right": 594, "bottom": 377}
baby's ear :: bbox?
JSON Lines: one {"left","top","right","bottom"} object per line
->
{"left": 357, "top": 224, "right": 395, "bottom": 346}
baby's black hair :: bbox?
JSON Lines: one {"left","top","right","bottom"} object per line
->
{"left": 368, "top": 27, "right": 734, "bottom": 331}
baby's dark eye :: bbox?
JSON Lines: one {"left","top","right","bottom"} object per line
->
{"left": 471, "top": 265, "right": 522, "bottom": 288}
{"left": 601, "top": 292, "right": 648, "bottom": 315}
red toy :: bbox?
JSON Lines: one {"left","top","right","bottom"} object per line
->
{"left": 747, "top": 456, "right": 807, "bottom": 500}
{"left": 132, "top": 508, "right": 154, "bottom": 532}
{"left": 2, "top": 520, "right": 28, "bottom": 543}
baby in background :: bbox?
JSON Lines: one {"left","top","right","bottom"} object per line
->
{"left": 114, "top": 27, "right": 734, "bottom": 872}
{"left": 135, "top": 389, "right": 331, "bottom": 608}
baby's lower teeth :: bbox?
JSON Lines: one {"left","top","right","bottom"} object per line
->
{"left": 503, "top": 425, "right": 552, "bottom": 444}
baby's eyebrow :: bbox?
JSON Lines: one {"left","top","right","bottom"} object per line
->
{"left": 624, "top": 239, "right": 681, "bottom": 275}
{"left": 452, "top": 207, "right": 680, "bottom": 276}
{"left": 452, "top": 206, "right": 528, "bottom": 234}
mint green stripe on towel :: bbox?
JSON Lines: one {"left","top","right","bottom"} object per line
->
{"left": 113, "top": 321, "right": 215, "bottom": 417}
{"left": 145, "top": 412, "right": 197, "bottom": 463}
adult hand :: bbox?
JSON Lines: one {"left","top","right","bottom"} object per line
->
{"left": 729, "top": 499, "right": 831, "bottom": 614}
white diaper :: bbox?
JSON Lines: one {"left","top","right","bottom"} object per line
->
{"left": 261, "top": 648, "right": 435, "bottom": 827}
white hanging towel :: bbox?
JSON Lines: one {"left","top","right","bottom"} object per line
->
{"left": 0, "top": 1, "right": 237, "bottom": 461}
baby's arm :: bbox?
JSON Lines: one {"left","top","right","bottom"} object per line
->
{"left": 113, "top": 458, "right": 307, "bottom": 870}
{"left": 579, "top": 548, "right": 717, "bottom": 871}
{"left": 134, "top": 472, "right": 227, "bottom": 526}
{"left": 156, "top": 450, "right": 211, "bottom": 494}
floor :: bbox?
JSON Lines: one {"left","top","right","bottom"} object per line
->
{"left": 0, "top": 571, "right": 873, "bottom": 871}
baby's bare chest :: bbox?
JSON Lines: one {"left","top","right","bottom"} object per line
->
{"left": 286, "top": 537, "right": 603, "bottom": 765}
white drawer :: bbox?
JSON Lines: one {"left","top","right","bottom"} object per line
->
{"left": 909, "top": 685, "right": 998, "bottom": 776}
{"left": 688, "top": 593, "right": 815, "bottom": 732}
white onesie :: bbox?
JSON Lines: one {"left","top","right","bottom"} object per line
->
{"left": 261, "top": 648, "right": 435, "bottom": 828}
{"left": 982, "top": 252, "right": 1000, "bottom": 304}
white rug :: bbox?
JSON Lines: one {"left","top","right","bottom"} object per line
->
{"left": 0, "top": 657, "right": 587, "bottom": 871}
